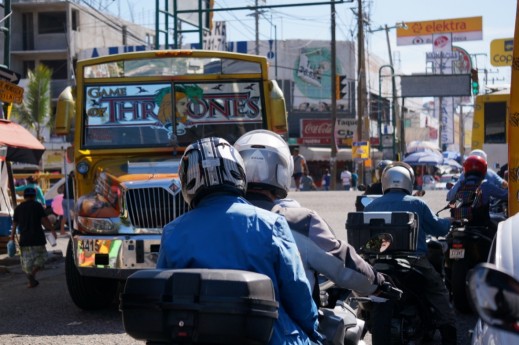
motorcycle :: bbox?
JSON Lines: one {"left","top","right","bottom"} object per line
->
{"left": 437, "top": 198, "right": 508, "bottom": 313}
{"left": 346, "top": 211, "right": 439, "bottom": 345}
{"left": 317, "top": 278, "right": 368, "bottom": 345}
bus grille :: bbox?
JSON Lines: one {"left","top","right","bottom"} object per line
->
{"left": 126, "top": 187, "right": 189, "bottom": 229}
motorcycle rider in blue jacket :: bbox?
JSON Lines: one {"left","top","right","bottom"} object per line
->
{"left": 157, "top": 137, "right": 323, "bottom": 345}
{"left": 364, "top": 162, "right": 457, "bottom": 345}
{"left": 234, "top": 130, "right": 386, "bottom": 297}
{"left": 447, "top": 149, "right": 507, "bottom": 201}
{"left": 446, "top": 154, "right": 508, "bottom": 228}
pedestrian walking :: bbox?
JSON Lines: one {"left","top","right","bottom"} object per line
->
{"left": 340, "top": 168, "right": 352, "bottom": 191}
{"left": 292, "top": 147, "right": 308, "bottom": 191}
{"left": 300, "top": 171, "right": 317, "bottom": 191}
{"left": 351, "top": 170, "right": 358, "bottom": 191}
{"left": 60, "top": 171, "right": 75, "bottom": 235}
{"left": 15, "top": 175, "right": 45, "bottom": 205}
{"left": 10, "top": 187, "right": 56, "bottom": 288}
{"left": 321, "top": 169, "right": 331, "bottom": 191}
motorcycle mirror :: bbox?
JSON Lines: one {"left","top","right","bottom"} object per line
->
{"left": 357, "top": 184, "right": 367, "bottom": 192}
{"left": 362, "top": 233, "right": 393, "bottom": 254}
{"left": 361, "top": 197, "right": 373, "bottom": 207}
{"left": 360, "top": 195, "right": 381, "bottom": 207}
{"left": 467, "top": 263, "right": 519, "bottom": 334}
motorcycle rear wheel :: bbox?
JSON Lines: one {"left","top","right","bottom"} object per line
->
{"left": 451, "top": 260, "right": 472, "bottom": 313}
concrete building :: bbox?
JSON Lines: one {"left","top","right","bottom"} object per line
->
{"left": 2, "top": 0, "right": 154, "bottom": 171}
{"left": 5, "top": 0, "right": 154, "bottom": 99}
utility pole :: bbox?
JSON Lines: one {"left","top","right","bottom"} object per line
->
{"left": 330, "top": 2, "right": 338, "bottom": 190}
{"left": 356, "top": 0, "right": 367, "bottom": 184}
{"left": 255, "top": 0, "right": 260, "bottom": 55}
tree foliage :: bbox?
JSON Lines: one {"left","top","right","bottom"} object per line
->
{"left": 12, "top": 64, "right": 53, "bottom": 141}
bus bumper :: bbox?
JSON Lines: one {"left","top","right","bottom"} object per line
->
{"left": 72, "top": 234, "right": 162, "bottom": 279}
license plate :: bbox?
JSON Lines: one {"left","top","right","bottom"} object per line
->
{"left": 449, "top": 248, "right": 465, "bottom": 259}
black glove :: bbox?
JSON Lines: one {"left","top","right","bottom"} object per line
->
{"left": 376, "top": 281, "right": 403, "bottom": 301}
{"left": 451, "top": 218, "right": 468, "bottom": 228}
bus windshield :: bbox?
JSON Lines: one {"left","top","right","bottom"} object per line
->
{"left": 83, "top": 79, "right": 265, "bottom": 149}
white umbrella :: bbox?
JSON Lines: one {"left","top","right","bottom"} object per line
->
{"left": 406, "top": 141, "right": 441, "bottom": 154}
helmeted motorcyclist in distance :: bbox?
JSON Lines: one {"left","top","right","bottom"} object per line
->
{"left": 447, "top": 155, "right": 508, "bottom": 228}
{"left": 364, "top": 160, "right": 392, "bottom": 195}
{"left": 447, "top": 149, "right": 507, "bottom": 201}
{"left": 364, "top": 161, "right": 457, "bottom": 345}
{"left": 234, "top": 129, "right": 387, "bottom": 298}
{"left": 157, "top": 136, "right": 324, "bottom": 345}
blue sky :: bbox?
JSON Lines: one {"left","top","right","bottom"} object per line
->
{"left": 113, "top": 0, "right": 515, "bottom": 81}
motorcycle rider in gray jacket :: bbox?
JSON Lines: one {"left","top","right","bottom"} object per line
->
{"left": 234, "top": 130, "right": 385, "bottom": 297}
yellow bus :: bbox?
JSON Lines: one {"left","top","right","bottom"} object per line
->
{"left": 55, "top": 50, "right": 287, "bottom": 310}
{"left": 471, "top": 89, "right": 509, "bottom": 171}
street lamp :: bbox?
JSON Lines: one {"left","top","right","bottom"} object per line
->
{"left": 370, "top": 22, "right": 407, "bottom": 160}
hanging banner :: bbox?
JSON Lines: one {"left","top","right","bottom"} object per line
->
{"left": 428, "top": 33, "right": 454, "bottom": 74}
{"left": 436, "top": 97, "right": 454, "bottom": 146}
{"left": 203, "top": 21, "right": 227, "bottom": 51}
{"left": 352, "top": 141, "right": 370, "bottom": 160}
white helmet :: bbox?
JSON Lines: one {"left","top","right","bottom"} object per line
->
{"left": 381, "top": 162, "right": 415, "bottom": 195}
{"left": 179, "top": 137, "right": 247, "bottom": 208}
{"left": 469, "top": 149, "right": 487, "bottom": 162}
{"left": 234, "top": 129, "right": 293, "bottom": 199}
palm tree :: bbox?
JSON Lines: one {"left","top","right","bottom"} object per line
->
{"left": 12, "top": 64, "right": 53, "bottom": 142}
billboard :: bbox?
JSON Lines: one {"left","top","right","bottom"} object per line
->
{"left": 490, "top": 38, "right": 514, "bottom": 67}
{"left": 396, "top": 16, "right": 482, "bottom": 46}
{"left": 170, "top": 0, "right": 212, "bottom": 29}
{"left": 400, "top": 74, "right": 471, "bottom": 97}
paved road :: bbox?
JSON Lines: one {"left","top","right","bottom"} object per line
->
{"left": 0, "top": 190, "right": 477, "bottom": 344}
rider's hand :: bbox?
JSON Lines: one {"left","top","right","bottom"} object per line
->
{"left": 375, "top": 281, "right": 403, "bottom": 300}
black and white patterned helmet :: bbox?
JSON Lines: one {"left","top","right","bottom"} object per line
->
{"left": 179, "top": 137, "right": 247, "bottom": 207}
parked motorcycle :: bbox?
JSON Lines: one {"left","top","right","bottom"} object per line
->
{"left": 438, "top": 198, "right": 508, "bottom": 313}
{"left": 346, "top": 211, "right": 436, "bottom": 345}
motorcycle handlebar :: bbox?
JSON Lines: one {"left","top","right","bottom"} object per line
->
{"left": 377, "top": 281, "right": 403, "bottom": 301}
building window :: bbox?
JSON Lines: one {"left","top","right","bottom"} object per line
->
{"left": 38, "top": 12, "right": 67, "bottom": 34}
{"left": 23, "top": 60, "right": 36, "bottom": 78}
{"left": 41, "top": 60, "right": 68, "bottom": 79}
{"left": 72, "top": 10, "right": 79, "bottom": 31}
{"left": 484, "top": 101, "right": 506, "bottom": 144}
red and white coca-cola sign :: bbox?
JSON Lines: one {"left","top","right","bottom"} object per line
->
{"left": 301, "top": 119, "right": 333, "bottom": 138}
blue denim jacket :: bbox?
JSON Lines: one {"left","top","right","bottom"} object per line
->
{"left": 157, "top": 194, "right": 323, "bottom": 345}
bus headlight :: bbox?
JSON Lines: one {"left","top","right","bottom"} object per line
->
{"left": 77, "top": 216, "right": 115, "bottom": 233}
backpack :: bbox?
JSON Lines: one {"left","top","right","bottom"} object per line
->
{"left": 451, "top": 177, "right": 485, "bottom": 224}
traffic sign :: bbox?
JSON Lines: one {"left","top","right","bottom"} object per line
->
{"left": 0, "top": 65, "right": 21, "bottom": 84}
{"left": 0, "top": 80, "right": 24, "bottom": 104}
